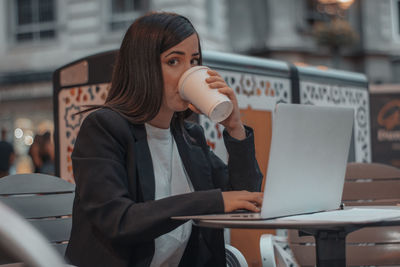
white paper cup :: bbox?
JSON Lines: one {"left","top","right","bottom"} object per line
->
{"left": 178, "top": 66, "right": 233, "bottom": 122}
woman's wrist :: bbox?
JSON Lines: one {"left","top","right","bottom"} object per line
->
{"left": 226, "top": 123, "right": 246, "bottom": 140}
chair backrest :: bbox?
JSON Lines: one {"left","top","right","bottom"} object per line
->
{"left": 260, "top": 234, "right": 299, "bottom": 267}
{"left": 225, "top": 244, "right": 248, "bottom": 267}
{"left": 0, "top": 173, "right": 75, "bottom": 264}
{"left": 0, "top": 201, "right": 68, "bottom": 267}
{"left": 342, "top": 162, "right": 400, "bottom": 205}
{"left": 288, "top": 162, "right": 400, "bottom": 266}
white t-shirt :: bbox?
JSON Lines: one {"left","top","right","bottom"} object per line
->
{"left": 145, "top": 123, "right": 193, "bottom": 267}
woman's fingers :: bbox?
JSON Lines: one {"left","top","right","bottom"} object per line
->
{"left": 242, "top": 201, "right": 261, "bottom": 213}
{"left": 240, "top": 192, "right": 263, "bottom": 208}
{"left": 207, "top": 76, "right": 227, "bottom": 90}
{"left": 207, "top": 69, "right": 221, "bottom": 77}
{"left": 221, "top": 191, "right": 264, "bottom": 213}
{"left": 206, "top": 70, "right": 226, "bottom": 87}
{"left": 206, "top": 75, "right": 225, "bottom": 83}
{"left": 208, "top": 81, "right": 228, "bottom": 89}
{"left": 248, "top": 192, "right": 264, "bottom": 205}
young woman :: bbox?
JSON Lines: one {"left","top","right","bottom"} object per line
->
{"left": 66, "top": 12, "right": 263, "bottom": 267}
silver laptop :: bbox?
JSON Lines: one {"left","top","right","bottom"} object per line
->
{"left": 173, "top": 103, "right": 354, "bottom": 220}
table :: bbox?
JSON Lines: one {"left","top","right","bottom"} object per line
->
{"left": 182, "top": 206, "right": 400, "bottom": 267}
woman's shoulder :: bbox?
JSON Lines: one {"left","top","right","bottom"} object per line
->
{"left": 73, "top": 108, "right": 135, "bottom": 160}
{"left": 80, "top": 108, "right": 134, "bottom": 137}
{"left": 85, "top": 107, "right": 125, "bottom": 123}
{"left": 82, "top": 108, "right": 133, "bottom": 129}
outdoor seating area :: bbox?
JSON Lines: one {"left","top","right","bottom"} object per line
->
{"left": 1, "top": 162, "right": 400, "bottom": 266}
{"left": 1, "top": 1, "right": 400, "bottom": 264}
{"left": 51, "top": 49, "right": 371, "bottom": 266}
{"left": 288, "top": 162, "right": 400, "bottom": 266}
{"left": 1, "top": 47, "right": 398, "bottom": 266}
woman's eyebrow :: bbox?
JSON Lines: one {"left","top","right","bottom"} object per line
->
{"left": 164, "top": 51, "right": 200, "bottom": 57}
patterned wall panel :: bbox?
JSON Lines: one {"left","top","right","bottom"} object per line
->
{"left": 300, "top": 81, "right": 371, "bottom": 162}
{"left": 199, "top": 69, "right": 291, "bottom": 163}
{"left": 58, "top": 84, "right": 109, "bottom": 183}
{"left": 56, "top": 70, "right": 369, "bottom": 182}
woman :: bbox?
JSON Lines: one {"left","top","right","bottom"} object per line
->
{"left": 66, "top": 12, "right": 263, "bottom": 267}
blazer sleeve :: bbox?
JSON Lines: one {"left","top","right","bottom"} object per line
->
{"left": 223, "top": 126, "right": 263, "bottom": 191}
{"left": 187, "top": 123, "right": 263, "bottom": 192}
{"left": 72, "top": 110, "right": 225, "bottom": 246}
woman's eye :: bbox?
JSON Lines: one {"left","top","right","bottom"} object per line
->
{"left": 191, "top": 58, "right": 200, "bottom": 66}
{"left": 168, "top": 59, "right": 179, "bottom": 65}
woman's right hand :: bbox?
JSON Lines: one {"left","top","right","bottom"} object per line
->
{"left": 222, "top": 191, "right": 263, "bottom": 213}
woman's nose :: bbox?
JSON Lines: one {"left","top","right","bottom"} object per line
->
{"left": 183, "top": 62, "right": 192, "bottom": 72}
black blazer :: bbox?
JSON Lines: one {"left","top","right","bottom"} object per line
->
{"left": 65, "top": 108, "right": 262, "bottom": 267}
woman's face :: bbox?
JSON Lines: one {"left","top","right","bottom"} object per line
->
{"left": 160, "top": 34, "right": 200, "bottom": 114}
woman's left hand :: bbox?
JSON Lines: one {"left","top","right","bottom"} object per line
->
{"left": 204, "top": 69, "right": 246, "bottom": 140}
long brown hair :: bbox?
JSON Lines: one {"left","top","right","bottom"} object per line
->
{"left": 85, "top": 12, "right": 201, "bottom": 124}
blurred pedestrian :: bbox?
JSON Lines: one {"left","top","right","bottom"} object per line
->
{"left": 39, "top": 131, "right": 55, "bottom": 175}
{"left": 29, "top": 134, "right": 42, "bottom": 173}
{"left": 0, "top": 140, "right": 15, "bottom": 178}
{"left": 29, "top": 131, "right": 55, "bottom": 175}
{"left": 1, "top": 128, "right": 7, "bottom": 141}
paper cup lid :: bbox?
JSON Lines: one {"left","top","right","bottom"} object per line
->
{"left": 178, "top": 66, "right": 210, "bottom": 96}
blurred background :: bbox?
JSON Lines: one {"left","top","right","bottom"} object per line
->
{"left": 1, "top": 0, "right": 399, "bottom": 174}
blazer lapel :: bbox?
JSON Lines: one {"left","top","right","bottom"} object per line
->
{"left": 172, "top": 122, "right": 214, "bottom": 191}
{"left": 129, "top": 120, "right": 214, "bottom": 201}
{"left": 130, "top": 124, "right": 155, "bottom": 202}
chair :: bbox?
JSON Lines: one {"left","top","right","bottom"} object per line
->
{"left": 288, "top": 162, "right": 400, "bottom": 266}
{"left": 0, "top": 201, "right": 69, "bottom": 267}
{"left": 259, "top": 234, "right": 299, "bottom": 267}
{"left": 225, "top": 244, "right": 248, "bottom": 267}
{"left": 0, "top": 173, "right": 75, "bottom": 265}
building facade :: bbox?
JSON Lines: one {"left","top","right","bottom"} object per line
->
{"left": 228, "top": 0, "right": 400, "bottom": 84}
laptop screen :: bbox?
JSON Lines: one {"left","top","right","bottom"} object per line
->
{"left": 260, "top": 104, "right": 354, "bottom": 219}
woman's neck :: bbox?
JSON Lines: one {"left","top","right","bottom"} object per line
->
{"left": 148, "top": 109, "right": 173, "bottom": 129}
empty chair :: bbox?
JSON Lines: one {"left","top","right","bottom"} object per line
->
{"left": 225, "top": 244, "right": 248, "bottom": 267}
{"left": 0, "top": 201, "right": 69, "bottom": 267}
{"left": 260, "top": 234, "right": 299, "bottom": 267}
{"left": 0, "top": 173, "right": 75, "bottom": 265}
{"left": 288, "top": 162, "right": 400, "bottom": 266}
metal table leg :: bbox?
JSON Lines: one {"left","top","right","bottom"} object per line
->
{"left": 314, "top": 230, "right": 347, "bottom": 267}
